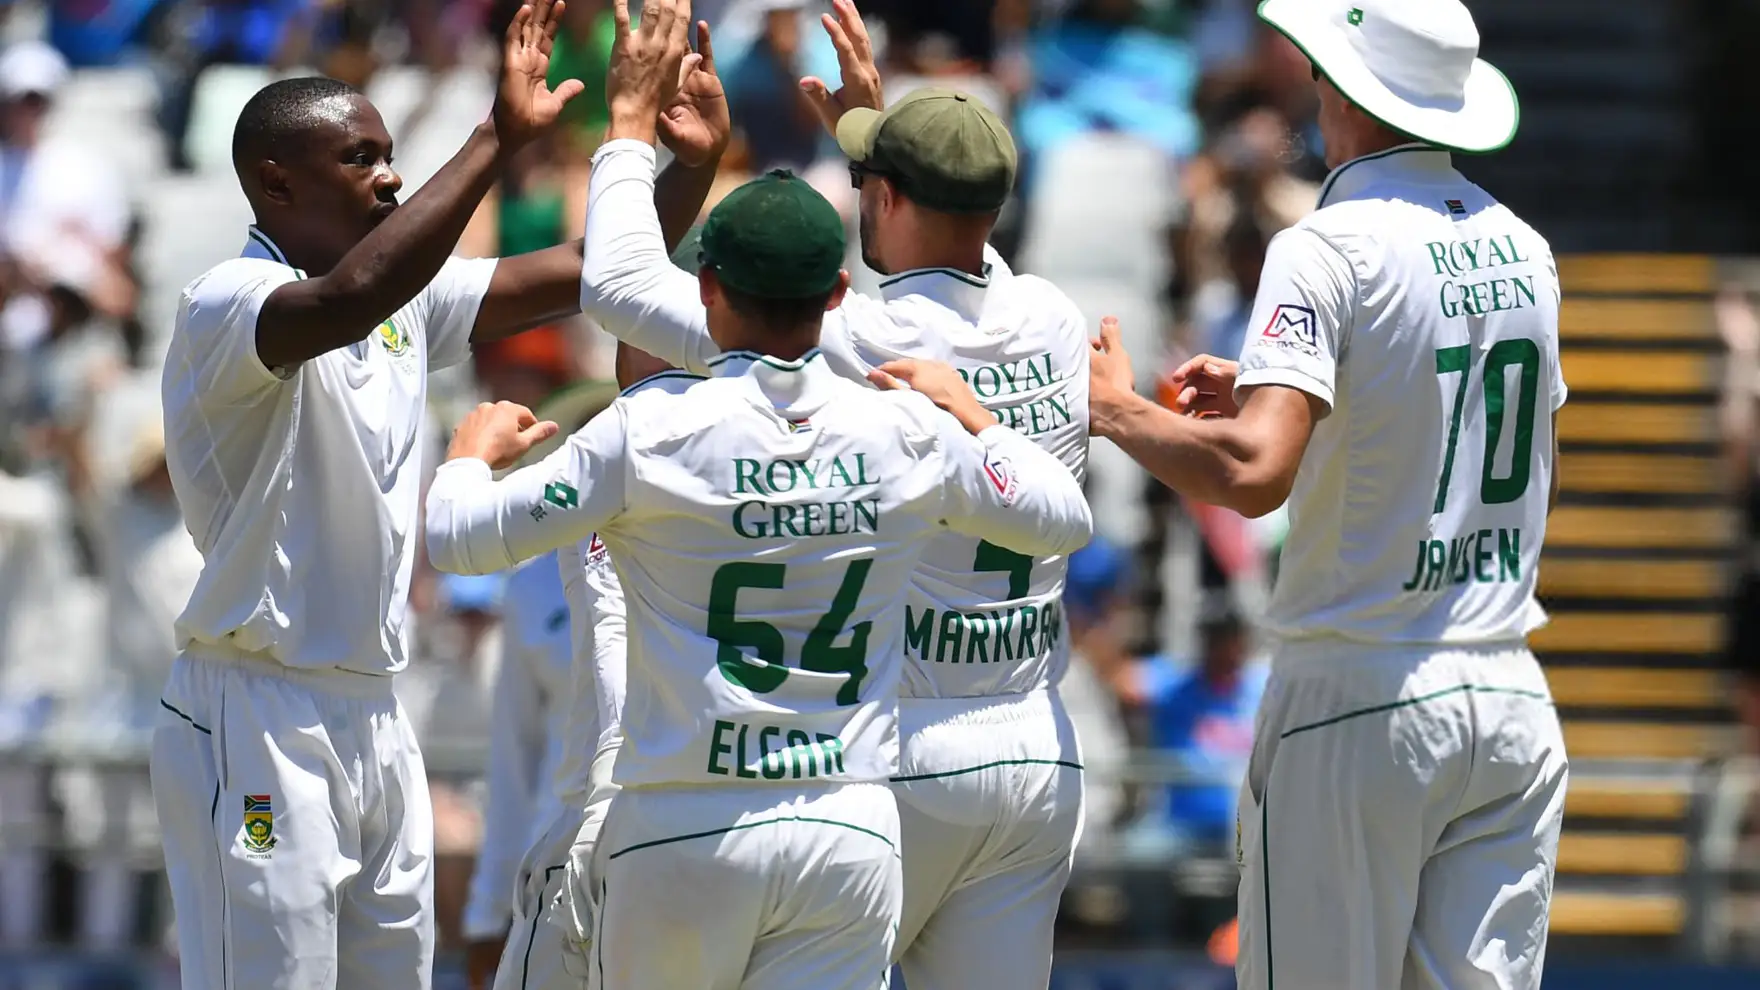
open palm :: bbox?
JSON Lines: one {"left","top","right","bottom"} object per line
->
{"left": 659, "top": 22, "right": 731, "bottom": 168}
{"left": 493, "top": 0, "right": 587, "bottom": 149}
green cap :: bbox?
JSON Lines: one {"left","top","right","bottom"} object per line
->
{"left": 837, "top": 88, "right": 1018, "bottom": 214}
{"left": 671, "top": 223, "right": 706, "bottom": 275}
{"left": 700, "top": 170, "right": 846, "bottom": 299}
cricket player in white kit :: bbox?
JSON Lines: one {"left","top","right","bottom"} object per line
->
{"left": 151, "top": 4, "right": 724, "bottom": 987}
{"left": 1088, "top": 2, "right": 1568, "bottom": 987}
{"left": 583, "top": 5, "right": 1092, "bottom": 985}
{"left": 425, "top": 159, "right": 1092, "bottom": 989}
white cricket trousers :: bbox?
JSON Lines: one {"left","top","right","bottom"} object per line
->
{"left": 1235, "top": 640, "right": 1568, "bottom": 990}
{"left": 151, "top": 645, "right": 434, "bottom": 990}
{"left": 588, "top": 782, "right": 901, "bottom": 990}
{"left": 891, "top": 688, "right": 1084, "bottom": 990}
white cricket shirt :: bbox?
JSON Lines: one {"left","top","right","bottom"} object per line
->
{"left": 1234, "top": 144, "right": 1565, "bottom": 646}
{"left": 463, "top": 550, "right": 575, "bottom": 940}
{"left": 581, "top": 139, "right": 1091, "bottom": 700}
{"left": 161, "top": 228, "right": 496, "bottom": 675}
{"left": 425, "top": 351, "right": 1092, "bottom": 788}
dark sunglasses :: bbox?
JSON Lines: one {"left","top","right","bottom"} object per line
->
{"left": 848, "top": 160, "right": 887, "bottom": 189}
{"left": 1310, "top": 62, "right": 1322, "bottom": 82}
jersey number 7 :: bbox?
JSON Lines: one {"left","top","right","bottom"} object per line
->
{"left": 707, "top": 560, "right": 874, "bottom": 706}
{"left": 1432, "top": 338, "right": 1541, "bottom": 513}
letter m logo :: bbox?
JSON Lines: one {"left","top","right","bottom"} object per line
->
{"left": 543, "top": 482, "right": 579, "bottom": 509}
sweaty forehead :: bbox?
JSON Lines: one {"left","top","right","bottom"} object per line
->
{"left": 302, "top": 93, "right": 391, "bottom": 153}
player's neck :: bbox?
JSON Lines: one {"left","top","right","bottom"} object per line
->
{"left": 892, "top": 239, "right": 986, "bottom": 278}
{"left": 251, "top": 220, "right": 346, "bottom": 276}
{"left": 722, "top": 326, "right": 820, "bottom": 362}
{"left": 1329, "top": 126, "right": 1420, "bottom": 170}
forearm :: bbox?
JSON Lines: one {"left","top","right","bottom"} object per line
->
{"left": 1091, "top": 385, "right": 1279, "bottom": 517}
{"left": 655, "top": 158, "right": 719, "bottom": 252}
{"left": 260, "top": 124, "right": 503, "bottom": 367}
{"left": 580, "top": 141, "right": 717, "bottom": 372}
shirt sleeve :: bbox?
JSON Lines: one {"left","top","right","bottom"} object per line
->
{"left": 939, "top": 416, "right": 1093, "bottom": 556}
{"left": 1234, "top": 226, "right": 1356, "bottom": 413}
{"left": 424, "top": 405, "right": 629, "bottom": 575}
{"left": 175, "top": 259, "right": 303, "bottom": 407}
{"left": 1543, "top": 251, "right": 1568, "bottom": 412}
{"left": 416, "top": 255, "right": 499, "bottom": 371}
{"left": 461, "top": 597, "right": 548, "bottom": 940}
{"left": 583, "top": 543, "right": 628, "bottom": 753}
{"left": 580, "top": 140, "right": 720, "bottom": 375}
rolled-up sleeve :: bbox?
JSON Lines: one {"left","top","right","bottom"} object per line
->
{"left": 1234, "top": 226, "right": 1356, "bottom": 413}
{"left": 425, "top": 408, "right": 629, "bottom": 574}
{"left": 580, "top": 140, "right": 719, "bottom": 375}
{"left": 941, "top": 417, "right": 1093, "bottom": 556}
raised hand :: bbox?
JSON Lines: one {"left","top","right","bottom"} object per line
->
{"left": 1165, "top": 350, "right": 1241, "bottom": 419}
{"left": 868, "top": 358, "right": 998, "bottom": 436}
{"left": 607, "top": 0, "right": 694, "bottom": 141}
{"left": 799, "top": 0, "right": 883, "bottom": 137}
{"left": 446, "top": 401, "right": 560, "bottom": 470}
{"left": 1089, "top": 316, "right": 1138, "bottom": 401}
{"left": 492, "top": 0, "right": 586, "bottom": 150}
{"left": 658, "top": 21, "right": 731, "bottom": 168}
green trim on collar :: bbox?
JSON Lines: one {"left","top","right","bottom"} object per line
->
{"left": 1314, "top": 143, "right": 1435, "bottom": 209}
{"left": 879, "top": 263, "right": 992, "bottom": 290}
{"left": 618, "top": 371, "right": 705, "bottom": 397}
{"left": 247, "top": 227, "right": 291, "bottom": 266}
{"left": 707, "top": 347, "right": 825, "bottom": 372}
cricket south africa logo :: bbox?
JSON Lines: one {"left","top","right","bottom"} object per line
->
{"left": 545, "top": 482, "right": 579, "bottom": 509}
{"left": 243, "top": 795, "right": 277, "bottom": 855}
{"left": 376, "top": 318, "right": 410, "bottom": 356}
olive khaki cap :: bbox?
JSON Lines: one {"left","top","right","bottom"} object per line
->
{"left": 837, "top": 88, "right": 1018, "bottom": 214}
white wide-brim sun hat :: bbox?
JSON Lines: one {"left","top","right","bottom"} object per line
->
{"left": 1258, "top": 0, "right": 1519, "bottom": 154}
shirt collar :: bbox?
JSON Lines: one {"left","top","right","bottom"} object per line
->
{"left": 241, "top": 225, "right": 301, "bottom": 273}
{"left": 708, "top": 347, "right": 839, "bottom": 415}
{"left": 1315, "top": 143, "right": 1455, "bottom": 210}
{"left": 877, "top": 262, "right": 991, "bottom": 321}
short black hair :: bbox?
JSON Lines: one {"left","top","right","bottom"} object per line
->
{"left": 718, "top": 280, "right": 836, "bottom": 333}
{"left": 231, "top": 76, "right": 358, "bottom": 177}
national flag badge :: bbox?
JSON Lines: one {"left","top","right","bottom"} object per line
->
{"left": 785, "top": 417, "right": 812, "bottom": 434}
{"left": 375, "top": 318, "right": 410, "bottom": 356}
{"left": 242, "top": 794, "right": 277, "bottom": 855}
{"left": 1445, "top": 199, "right": 1468, "bottom": 217}
{"left": 1260, "top": 304, "right": 1318, "bottom": 348}
{"left": 983, "top": 452, "right": 1019, "bottom": 505}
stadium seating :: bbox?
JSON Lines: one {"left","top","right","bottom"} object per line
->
{"left": 1537, "top": 253, "right": 1737, "bottom": 951}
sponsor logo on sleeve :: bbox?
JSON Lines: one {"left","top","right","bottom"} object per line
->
{"left": 983, "top": 452, "right": 1019, "bottom": 505}
{"left": 1258, "top": 304, "right": 1320, "bottom": 355}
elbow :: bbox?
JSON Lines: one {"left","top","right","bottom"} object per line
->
{"left": 1224, "top": 464, "right": 1294, "bottom": 519}
{"left": 423, "top": 519, "right": 476, "bottom": 576}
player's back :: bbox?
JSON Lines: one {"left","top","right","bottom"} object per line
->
{"left": 598, "top": 350, "right": 1071, "bottom": 787}
{"left": 1255, "top": 148, "right": 1564, "bottom": 646}
{"left": 827, "top": 266, "right": 1090, "bottom": 698}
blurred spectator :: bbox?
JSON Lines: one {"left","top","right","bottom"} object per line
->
{"left": 1115, "top": 594, "right": 1264, "bottom": 861}
{"left": 1060, "top": 534, "right": 1134, "bottom": 849}
{"left": 47, "top": 0, "right": 169, "bottom": 67}
{"left": 1012, "top": 0, "right": 1201, "bottom": 187}
{"left": 714, "top": 0, "right": 840, "bottom": 172}
{"left": 155, "top": 0, "right": 322, "bottom": 171}
{"left": 542, "top": 0, "right": 616, "bottom": 161}
{"left": 1719, "top": 288, "right": 1760, "bottom": 784}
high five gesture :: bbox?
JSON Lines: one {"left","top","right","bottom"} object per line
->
{"left": 607, "top": 0, "right": 695, "bottom": 144}
{"left": 492, "top": 0, "right": 586, "bottom": 149}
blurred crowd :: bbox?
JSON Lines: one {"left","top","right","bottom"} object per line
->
{"left": 0, "top": 0, "right": 1339, "bottom": 959}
